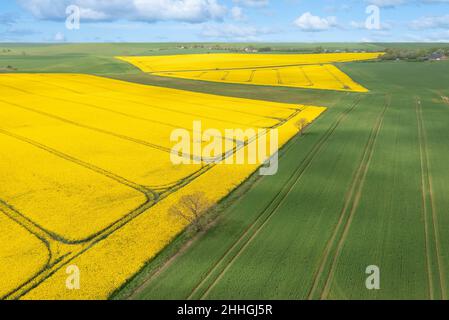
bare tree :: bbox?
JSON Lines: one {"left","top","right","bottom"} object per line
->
{"left": 295, "top": 118, "right": 309, "bottom": 136}
{"left": 169, "top": 192, "right": 212, "bottom": 232}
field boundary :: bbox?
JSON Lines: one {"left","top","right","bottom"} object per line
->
{"left": 119, "top": 122, "right": 305, "bottom": 300}
{"left": 323, "top": 65, "right": 350, "bottom": 90}
{"left": 115, "top": 93, "right": 349, "bottom": 300}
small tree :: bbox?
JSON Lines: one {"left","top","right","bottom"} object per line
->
{"left": 295, "top": 118, "right": 309, "bottom": 136}
{"left": 169, "top": 192, "right": 212, "bottom": 232}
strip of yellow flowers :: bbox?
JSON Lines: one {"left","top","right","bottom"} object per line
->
{"left": 117, "top": 52, "right": 383, "bottom": 92}
{"left": 22, "top": 106, "right": 326, "bottom": 300}
{"left": 117, "top": 52, "right": 383, "bottom": 73}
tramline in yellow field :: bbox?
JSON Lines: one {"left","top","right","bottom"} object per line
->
{"left": 117, "top": 53, "right": 382, "bottom": 92}
{"left": 0, "top": 74, "right": 326, "bottom": 299}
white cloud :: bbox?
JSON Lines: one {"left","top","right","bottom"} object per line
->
{"left": 294, "top": 12, "right": 337, "bottom": 32}
{"left": 232, "top": 0, "right": 269, "bottom": 8}
{"left": 0, "top": 13, "right": 17, "bottom": 26}
{"left": 365, "top": 0, "right": 407, "bottom": 7}
{"left": 361, "top": 37, "right": 374, "bottom": 42}
{"left": 410, "top": 14, "right": 449, "bottom": 29}
{"left": 0, "top": 27, "right": 38, "bottom": 41}
{"left": 231, "top": 6, "right": 245, "bottom": 21}
{"left": 17, "top": 0, "right": 227, "bottom": 23}
{"left": 201, "top": 23, "right": 275, "bottom": 40}
{"left": 350, "top": 20, "right": 392, "bottom": 30}
{"left": 54, "top": 31, "right": 65, "bottom": 41}
{"left": 404, "top": 29, "right": 449, "bottom": 42}
{"left": 366, "top": 0, "right": 449, "bottom": 7}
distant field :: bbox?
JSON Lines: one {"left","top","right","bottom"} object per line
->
{"left": 1, "top": 42, "right": 445, "bottom": 74}
{"left": 118, "top": 53, "right": 381, "bottom": 92}
{"left": 117, "top": 53, "right": 382, "bottom": 72}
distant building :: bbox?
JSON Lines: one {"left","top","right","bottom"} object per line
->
{"left": 428, "top": 52, "right": 448, "bottom": 61}
{"left": 244, "top": 47, "right": 258, "bottom": 53}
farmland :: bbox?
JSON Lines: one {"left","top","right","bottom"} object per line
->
{"left": 117, "top": 52, "right": 383, "bottom": 72}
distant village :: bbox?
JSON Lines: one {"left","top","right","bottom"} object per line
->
{"left": 380, "top": 48, "right": 449, "bottom": 62}
{"left": 176, "top": 44, "right": 377, "bottom": 54}
{"left": 174, "top": 44, "right": 449, "bottom": 62}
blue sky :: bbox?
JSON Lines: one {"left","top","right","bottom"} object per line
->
{"left": 1, "top": 0, "right": 449, "bottom": 42}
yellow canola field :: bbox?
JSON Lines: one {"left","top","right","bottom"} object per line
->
{"left": 117, "top": 52, "right": 383, "bottom": 72}
{"left": 117, "top": 53, "right": 382, "bottom": 92}
{"left": 0, "top": 74, "right": 326, "bottom": 299}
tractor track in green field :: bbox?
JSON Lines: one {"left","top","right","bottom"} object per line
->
{"left": 416, "top": 97, "right": 446, "bottom": 300}
{"left": 184, "top": 95, "right": 363, "bottom": 300}
{"left": 310, "top": 94, "right": 390, "bottom": 300}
